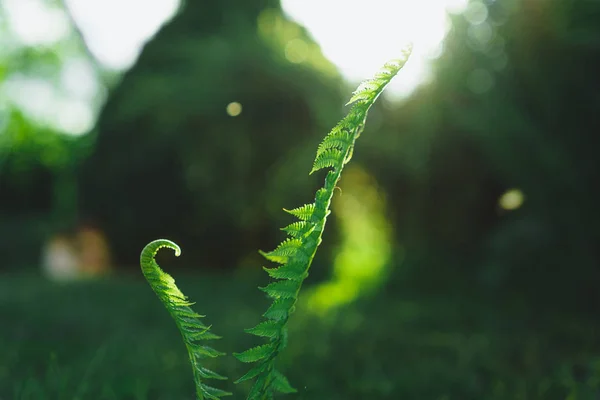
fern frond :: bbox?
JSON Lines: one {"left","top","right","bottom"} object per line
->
{"left": 140, "top": 239, "right": 231, "bottom": 400}
{"left": 236, "top": 45, "right": 412, "bottom": 399}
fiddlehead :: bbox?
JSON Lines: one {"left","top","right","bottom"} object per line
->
{"left": 140, "top": 239, "right": 231, "bottom": 400}
{"left": 234, "top": 45, "right": 413, "bottom": 399}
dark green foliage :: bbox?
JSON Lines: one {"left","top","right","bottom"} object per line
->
{"left": 140, "top": 240, "right": 230, "bottom": 399}
{"left": 233, "top": 45, "right": 413, "bottom": 398}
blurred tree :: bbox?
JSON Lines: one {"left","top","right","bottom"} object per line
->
{"left": 79, "top": 0, "right": 344, "bottom": 269}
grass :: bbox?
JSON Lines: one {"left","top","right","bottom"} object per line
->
{"left": 2, "top": 263, "right": 599, "bottom": 399}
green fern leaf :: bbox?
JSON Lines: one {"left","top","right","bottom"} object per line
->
{"left": 347, "top": 81, "right": 380, "bottom": 104}
{"left": 245, "top": 320, "right": 283, "bottom": 339}
{"left": 314, "top": 188, "right": 330, "bottom": 204}
{"left": 346, "top": 45, "right": 412, "bottom": 107}
{"left": 272, "top": 370, "right": 296, "bottom": 394}
{"left": 260, "top": 280, "right": 301, "bottom": 299}
{"left": 189, "top": 344, "right": 225, "bottom": 358}
{"left": 236, "top": 45, "right": 413, "bottom": 398}
{"left": 247, "top": 375, "right": 270, "bottom": 400}
{"left": 258, "top": 251, "right": 287, "bottom": 265}
{"left": 263, "top": 262, "right": 306, "bottom": 280}
{"left": 140, "top": 239, "right": 230, "bottom": 399}
{"left": 234, "top": 343, "right": 277, "bottom": 363}
{"left": 197, "top": 366, "right": 228, "bottom": 380}
{"left": 187, "top": 329, "right": 222, "bottom": 342}
{"left": 263, "top": 298, "right": 295, "bottom": 321}
{"left": 200, "top": 384, "right": 234, "bottom": 400}
{"left": 259, "top": 238, "right": 305, "bottom": 264}
{"left": 234, "top": 363, "right": 270, "bottom": 384}
{"left": 315, "top": 126, "right": 352, "bottom": 156}
{"left": 280, "top": 221, "right": 312, "bottom": 238}
{"left": 310, "top": 148, "right": 345, "bottom": 174}
{"left": 283, "top": 203, "right": 315, "bottom": 221}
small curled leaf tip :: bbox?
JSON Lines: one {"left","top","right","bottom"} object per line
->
{"left": 140, "top": 239, "right": 181, "bottom": 265}
{"left": 392, "top": 42, "right": 413, "bottom": 64}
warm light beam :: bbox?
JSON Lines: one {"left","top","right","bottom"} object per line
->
{"left": 281, "top": 0, "right": 469, "bottom": 98}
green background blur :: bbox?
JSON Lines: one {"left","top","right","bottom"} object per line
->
{"left": 1, "top": 0, "right": 599, "bottom": 398}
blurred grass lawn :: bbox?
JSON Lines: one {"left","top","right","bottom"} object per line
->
{"left": 1, "top": 267, "right": 599, "bottom": 400}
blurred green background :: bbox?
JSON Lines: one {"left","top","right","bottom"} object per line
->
{"left": 1, "top": 0, "right": 600, "bottom": 398}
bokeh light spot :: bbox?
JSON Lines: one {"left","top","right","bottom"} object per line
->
{"left": 56, "top": 100, "right": 95, "bottom": 135}
{"left": 226, "top": 102, "right": 242, "bottom": 117}
{"left": 4, "top": 0, "right": 71, "bottom": 46}
{"left": 464, "top": 1, "right": 489, "bottom": 25}
{"left": 499, "top": 188, "right": 525, "bottom": 210}
{"left": 467, "top": 21, "right": 493, "bottom": 50}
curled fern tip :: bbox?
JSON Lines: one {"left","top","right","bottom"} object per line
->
{"left": 140, "top": 239, "right": 181, "bottom": 267}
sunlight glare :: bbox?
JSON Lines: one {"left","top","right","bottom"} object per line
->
{"left": 60, "top": 58, "right": 99, "bottom": 101}
{"left": 64, "top": 0, "right": 181, "bottom": 69}
{"left": 4, "top": 76, "right": 94, "bottom": 136}
{"left": 3, "top": 0, "right": 71, "bottom": 46}
{"left": 306, "top": 167, "right": 396, "bottom": 315}
{"left": 55, "top": 100, "right": 95, "bottom": 135}
{"left": 281, "top": 0, "right": 469, "bottom": 98}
